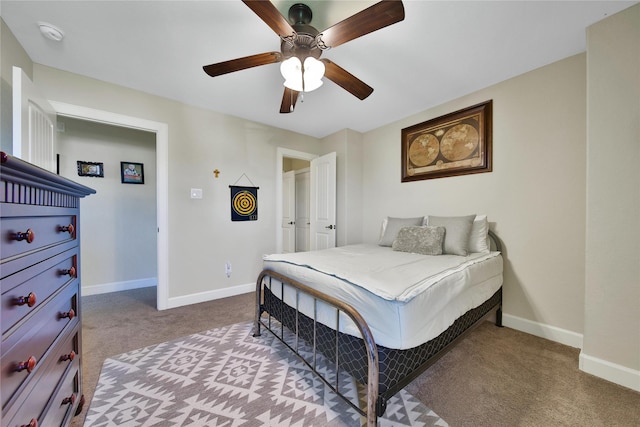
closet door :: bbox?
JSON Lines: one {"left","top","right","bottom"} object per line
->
{"left": 12, "top": 66, "right": 57, "bottom": 173}
{"left": 310, "top": 152, "right": 336, "bottom": 250}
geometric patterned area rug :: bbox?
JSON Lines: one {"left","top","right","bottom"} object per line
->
{"left": 85, "top": 321, "right": 448, "bottom": 426}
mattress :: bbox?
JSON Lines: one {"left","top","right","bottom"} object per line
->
{"left": 262, "top": 243, "right": 503, "bottom": 350}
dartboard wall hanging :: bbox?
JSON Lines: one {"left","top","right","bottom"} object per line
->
{"left": 230, "top": 185, "right": 258, "bottom": 221}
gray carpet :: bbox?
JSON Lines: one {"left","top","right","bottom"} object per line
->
{"left": 75, "top": 288, "right": 640, "bottom": 427}
{"left": 85, "top": 321, "right": 447, "bottom": 426}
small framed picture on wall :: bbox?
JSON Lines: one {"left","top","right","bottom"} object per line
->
{"left": 120, "top": 162, "right": 144, "bottom": 184}
{"left": 77, "top": 160, "right": 104, "bottom": 177}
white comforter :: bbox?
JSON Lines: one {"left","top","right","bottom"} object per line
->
{"left": 262, "top": 244, "right": 503, "bottom": 349}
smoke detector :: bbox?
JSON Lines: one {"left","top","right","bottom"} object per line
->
{"left": 38, "top": 22, "right": 64, "bottom": 42}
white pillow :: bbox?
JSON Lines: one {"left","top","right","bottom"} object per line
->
{"left": 469, "top": 215, "right": 490, "bottom": 253}
{"left": 378, "top": 216, "right": 425, "bottom": 246}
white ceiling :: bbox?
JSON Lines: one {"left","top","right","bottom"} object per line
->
{"left": 1, "top": 1, "right": 636, "bottom": 138}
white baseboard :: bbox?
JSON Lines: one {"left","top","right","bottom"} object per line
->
{"left": 82, "top": 278, "right": 156, "bottom": 296}
{"left": 81, "top": 278, "right": 253, "bottom": 307}
{"left": 503, "top": 313, "right": 640, "bottom": 392}
{"left": 579, "top": 352, "right": 640, "bottom": 392}
{"left": 166, "top": 283, "right": 254, "bottom": 309}
{"left": 502, "top": 313, "right": 584, "bottom": 349}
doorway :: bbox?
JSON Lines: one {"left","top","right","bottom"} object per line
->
{"left": 51, "top": 101, "right": 169, "bottom": 310}
{"left": 276, "top": 148, "right": 337, "bottom": 253}
{"left": 57, "top": 117, "right": 157, "bottom": 296}
{"left": 276, "top": 148, "right": 316, "bottom": 253}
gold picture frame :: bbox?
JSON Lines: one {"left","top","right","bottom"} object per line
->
{"left": 401, "top": 100, "right": 492, "bottom": 182}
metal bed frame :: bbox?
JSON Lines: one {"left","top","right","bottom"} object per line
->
{"left": 253, "top": 230, "right": 503, "bottom": 426}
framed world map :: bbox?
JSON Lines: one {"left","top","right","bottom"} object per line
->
{"left": 401, "top": 100, "right": 492, "bottom": 182}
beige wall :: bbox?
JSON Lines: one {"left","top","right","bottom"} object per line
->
{"left": 583, "top": 4, "right": 640, "bottom": 385}
{"left": 31, "top": 64, "right": 322, "bottom": 301}
{"left": 362, "top": 53, "right": 588, "bottom": 337}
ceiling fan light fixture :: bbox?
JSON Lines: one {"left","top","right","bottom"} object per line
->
{"left": 280, "top": 56, "right": 324, "bottom": 92}
{"left": 280, "top": 57, "right": 302, "bottom": 90}
{"left": 303, "top": 57, "right": 325, "bottom": 90}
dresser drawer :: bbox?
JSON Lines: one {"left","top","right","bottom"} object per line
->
{"left": 1, "top": 283, "right": 78, "bottom": 409}
{"left": 39, "top": 368, "right": 80, "bottom": 427}
{"left": 2, "top": 248, "right": 78, "bottom": 335}
{"left": 0, "top": 204, "right": 77, "bottom": 263}
{"left": 3, "top": 328, "right": 80, "bottom": 427}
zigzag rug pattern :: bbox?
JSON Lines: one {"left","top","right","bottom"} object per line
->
{"left": 85, "top": 321, "right": 447, "bottom": 426}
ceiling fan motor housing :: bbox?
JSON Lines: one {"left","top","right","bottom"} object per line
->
{"left": 288, "top": 3, "right": 312, "bottom": 25}
{"left": 281, "top": 3, "right": 322, "bottom": 60}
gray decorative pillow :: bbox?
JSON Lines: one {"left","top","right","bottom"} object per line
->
{"left": 378, "top": 216, "right": 425, "bottom": 246}
{"left": 427, "top": 215, "right": 476, "bottom": 256}
{"left": 392, "top": 226, "right": 445, "bottom": 255}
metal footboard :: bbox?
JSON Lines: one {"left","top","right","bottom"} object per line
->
{"left": 253, "top": 270, "right": 380, "bottom": 426}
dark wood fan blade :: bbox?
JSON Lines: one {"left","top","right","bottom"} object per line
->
{"left": 280, "top": 87, "right": 300, "bottom": 113}
{"left": 203, "top": 52, "right": 282, "bottom": 77}
{"left": 317, "top": 0, "right": 405, "bottom": 49}
{"left": 321, "top": 59, "right": 373, "bottom": 100}
{"left": 242, "top": 0, "right": 296, "bottom": 38}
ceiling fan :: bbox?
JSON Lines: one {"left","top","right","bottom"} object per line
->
{"left": 203, "top": 0, "right": 405, "bottom": 113}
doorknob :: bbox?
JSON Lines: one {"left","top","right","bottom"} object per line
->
{"left": 288, "top": 221, "right": 295, "bottom": 225}
{"left": 325, "top": 225, "right": 335, "bottom": 230}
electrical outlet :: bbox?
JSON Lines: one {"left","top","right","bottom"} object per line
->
{"left": 225, "top": 261, "right": 231, "bottom": 278}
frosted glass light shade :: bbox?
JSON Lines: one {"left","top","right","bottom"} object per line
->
{"left": 280, "top": 57, "right": 325, "bottom": 92}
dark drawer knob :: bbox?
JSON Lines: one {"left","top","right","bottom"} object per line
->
{"left": 58, "top": 224, "right": 75, "bottom": 236}
{"left": 16, "top": 292, "right": 37, "bottom": 307}
{"left": 61, "top": 266, "right": 77, "bottom": 278}
{"left": 60, "top": 351, "right": 76, "bottom": 362}
{"left": 14, "top": 229, "right": 35, "bottom": 243}
{"left": 60, "top": 309, "right": 75, "bottom": 320}
{"left": 16, "top": 356, "right": 37, "bottom": 373}
{"left": 21, "top": 419, "right": 38, "bottom": 427}
{"left": 62, "top": 393, "right": 76, "bottom": 406}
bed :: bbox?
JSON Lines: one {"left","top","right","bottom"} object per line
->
{"left": 253, "top": 215, "right": 503, "bottom": 426}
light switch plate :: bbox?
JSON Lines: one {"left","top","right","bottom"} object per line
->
{"left": 190, "top": 188, "right": 203, "bottom": 199}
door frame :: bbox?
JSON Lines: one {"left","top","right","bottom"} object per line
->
{"left": 50, "top": 101, "right": 170, "bottom": 310}
{"left": 276, "top": 147, "right": 317, "bottom": 253}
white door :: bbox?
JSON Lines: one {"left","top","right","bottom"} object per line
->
{"left": 282, "top": 170, "right": 296, "bottom": 253}
{"left": 295, "top": 169, "right": 310, "bottom": 252}
{"left": 12, "top": 66, "right": 57, "bottom": 172}
{"left": 310, "top": 152, "right": 337, "bottom": 250}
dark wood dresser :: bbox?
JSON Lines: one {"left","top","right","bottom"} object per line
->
{"left": 1, "top": 152, "right": 95, "bottom": 427}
